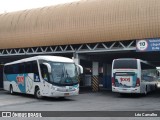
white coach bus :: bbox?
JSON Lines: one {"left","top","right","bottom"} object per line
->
{"left": 3, "top": 56, "right": 83, "bottom": 99}
{"left": 112, "top": 58, "right": 158, "bottom": 95}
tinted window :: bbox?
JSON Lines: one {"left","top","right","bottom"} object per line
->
{"left": 113, "top": 60, "right": 137, "bottom": 69}
{"left": 25, "top": 62, "right": 33, "bottom": 73}
{"left": 19, "top": 63, "right": 25, "bottom": 73}
{"left": 141, "top": 62, "right": 155, "bottom": 70}
{"left": 32, "top": 61, "right": 39, "bottom": 75}
{"left": 40, "top": 64, "right": 50, "bottom": 82}
{"left": 4, "top": 60, "right": 39, "bottom": 76}
{"left": 25, "top": 61, "right": 39, "bottom": 75}
{"left": 4, "top": 65, "right": 13, "bottom": 74}
{"left": 12, "top": 64, "right": 19, "bottom": 74}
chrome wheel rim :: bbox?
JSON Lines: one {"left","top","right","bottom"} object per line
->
{"left": 37, "top": 90, "right": 41, "bottom": 98}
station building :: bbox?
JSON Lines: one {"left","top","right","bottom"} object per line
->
{"left": 0, "top": 0, "right": 160, "bottom": 90}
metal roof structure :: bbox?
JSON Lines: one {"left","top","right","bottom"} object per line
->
{"left": 0, "top": 0, "right": 160, "bottom": 49}
{"left": 0, "top": 40, "right": 135, "bottom": 56}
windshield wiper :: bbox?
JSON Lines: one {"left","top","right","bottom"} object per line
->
{"left": 59, "top": 70, "right": 73, "bottom": 84}
{"left": 59, "top": 67, "right": 65, "bottom": 84}
{"left": 66, "top": 70, "right": 74, "bottom": 84}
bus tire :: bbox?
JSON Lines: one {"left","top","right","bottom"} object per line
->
{"left": 58, "top": 97, "right": 65, "bottom": 100}
{"left": 35, "top": 87, "right": 42, "bottom": 99}
{"left": 9, "top": 85, "right": 14, "bottom": 95}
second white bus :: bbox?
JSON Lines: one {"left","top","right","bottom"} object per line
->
{"left": 112, "top": 58, "right": 158, "bottom": 95}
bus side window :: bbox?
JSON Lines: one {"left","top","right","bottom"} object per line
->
{"left": 4, "top": 66, "right": 9, "bottom": 74}
{"left": 32, "top": 61, "right": 39, "bottom": 77}
{"left": 24, "top": 61, "right": 40, "bottom": 78}
{"left": 19, "top": 63, "right": 25, "bottom": 74}
{"left": 12, "top": 64, "right": 19, "bottom": 74}
{"left": 25, "top": 62, "right": 32, "bottom": 73}
{"left": 5, "top": 65, "right": 13, "bottom": 74}
{"left": 40, "top": 64, "right": 50, "bottom": 82}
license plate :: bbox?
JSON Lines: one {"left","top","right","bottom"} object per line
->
{"left": 64, "top": 93, "right": 69, "bottom": 96}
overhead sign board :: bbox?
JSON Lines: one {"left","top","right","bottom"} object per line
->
{"left": 136, "top": 38, "right": 160, "bottom": 52}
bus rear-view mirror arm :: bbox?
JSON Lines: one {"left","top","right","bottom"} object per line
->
{"left": 76, "top": 64, "right": 83, "bottom": 75}
{"left": 43, "top": 63, "right": 51, "bottom": 73}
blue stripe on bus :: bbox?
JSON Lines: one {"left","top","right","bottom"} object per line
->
{"left": 6, "top": 74, "right": 27, "bottom": 93}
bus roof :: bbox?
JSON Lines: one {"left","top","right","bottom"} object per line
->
{"left": 5, "top": 56, "right": 74, "bottom": 66}
{"left": 114, "top": 58, "right": 138, "bottom": 60}
{"left": 114, "top": 58, "right": 145, "bottom": 62}
{"left": 114, "top": 58, "right": 141, "bottom": 62}
{"left": 114, "top": 58, "right": 156, "bottom": 67}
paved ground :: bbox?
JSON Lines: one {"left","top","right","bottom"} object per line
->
{"left": 0, "top": 88, "right": 160, "bottom": 120}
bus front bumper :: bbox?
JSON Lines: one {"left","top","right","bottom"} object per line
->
{"left": 112, "top": 86, "right": 140, "bottom": 93}
{"left": 49, "top": 89, "right": 79, "bottom": 97}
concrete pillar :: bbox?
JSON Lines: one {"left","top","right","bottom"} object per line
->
{"left": 72, "top": 53, "right": 81, "bottom": 84}
{"left": 72, "top": 52, "right": 80, "bottom": 64}
{"left": 92, "top": 62, "right": 99, "bottom": 92}
{"left": 103, "top": 63, "right": 112, "bottom": 90}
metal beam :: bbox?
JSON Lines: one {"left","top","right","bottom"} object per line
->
{"left": 0, "top": 40, "right": 136, "bottom": 56}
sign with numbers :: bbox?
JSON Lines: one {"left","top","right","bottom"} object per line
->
{"left": 136, "top": 39, "right": 160, "bottom": 52}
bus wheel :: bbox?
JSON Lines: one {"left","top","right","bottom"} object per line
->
{"left": 58, "top": 97, "right": 65, "bottom": 100}
{"left": 10, "top": 85, "right": 14, "bottom": 95}
{"left": 35, "top": 87, "right": 42, "bottom": 99}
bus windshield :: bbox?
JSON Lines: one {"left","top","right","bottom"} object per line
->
{"left": 50, "top": 62, "right": 78, "bottom": 85}
{"left": 113, "top": 59, "right": 137, "bottom": 69}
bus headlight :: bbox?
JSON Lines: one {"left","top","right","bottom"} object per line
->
{"left": 56, "top": 87, "right": 76, "bottom": 92}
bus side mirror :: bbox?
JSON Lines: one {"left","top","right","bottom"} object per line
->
{"left": 43, "top": 63, "right": 51, "bottom": 73}
{"left": 76, "top": 64, "right": 83, "bottom": 75}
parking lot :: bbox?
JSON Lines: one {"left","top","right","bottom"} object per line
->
{"left": 0, "top": 89, "right": 160, "bottom": 112}
{"left": 0, "top": 89, "right": 160, "bottom": 120}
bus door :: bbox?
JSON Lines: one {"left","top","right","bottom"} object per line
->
{"left": 40, "top": 64, "right": 50, "bottom": 95}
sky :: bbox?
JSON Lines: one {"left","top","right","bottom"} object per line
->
{"left": 0, "top": 0, "right": 80, "bottom": 13}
